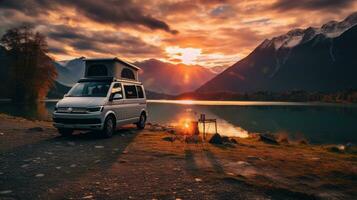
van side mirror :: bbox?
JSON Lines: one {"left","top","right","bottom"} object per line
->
{"left": 109, "top": 92, "right": 123, "bottom": 101}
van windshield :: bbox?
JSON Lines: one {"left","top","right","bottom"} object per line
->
{"left": 67, "top": 82, "right": 110, "bottom": 97}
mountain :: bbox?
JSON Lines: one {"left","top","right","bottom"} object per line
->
{"left": 198, "top": 12, "right": 357, "bottom": 93}
{"left": 54, "top": 58, "right": 216, "bottom": 95}
{"left": 208, "top": 65, "right": 229, "bottom": 74}
{"left": 135, "top": 59, "right": 215, "bottom": 95}
{"left": 54, "top": 57, "right": 86, "bottom": 87}
{"left": 47, "top": 81, "right": 72, "bottom": 99}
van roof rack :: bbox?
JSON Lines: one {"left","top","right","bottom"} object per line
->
{"left": 78, "top": 77, "right": 142, "bottom": 84}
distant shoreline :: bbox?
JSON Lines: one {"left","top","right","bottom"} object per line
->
{"left": 1, "top": 98, "right": 357, "bottom": 107}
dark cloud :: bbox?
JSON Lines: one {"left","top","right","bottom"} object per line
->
{"left": 48, "top": 46, "right": 68, "bottom": 54}
{"left": 47, "top": 25, "right": 163, "bottom": 57}
{"left": 0, "top": 0, "right": 178, "bottom": 34}
{"left": 272, "top": 0, "right": 355, "bottom": 11}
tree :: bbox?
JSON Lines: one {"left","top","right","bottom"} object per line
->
{"left": 0, "top": 26, "right": 57, "bottom": 103}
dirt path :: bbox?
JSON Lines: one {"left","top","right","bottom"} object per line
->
{"left": 0, "top": 114, "right": 356, "bottom": 199}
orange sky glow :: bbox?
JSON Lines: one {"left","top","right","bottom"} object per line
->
{"left": 1, "top": 0, "right": 356, "bottom": 68}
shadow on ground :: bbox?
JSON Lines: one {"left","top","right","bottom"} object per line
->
{"left": 0, "top": 127, "right": 140, "bottom": 199}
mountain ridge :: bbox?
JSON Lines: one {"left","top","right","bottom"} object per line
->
{"left": 197, "top": 12, "right": 357, "bottom": 94}
{"left": 54, "top": 58, "right": 217, "bottom": 95}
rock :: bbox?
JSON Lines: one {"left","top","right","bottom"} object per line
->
{"left": 82, "top": 195, "right": 94, "bottom": 199}
{"left": 195, "top": 178, "right": 202, "bottom": 182}
{"left": 237, "top": 161, "right": 250, "bottom": 166}
{"left": 67, "top": 142, "right": 76, "bottom": 146}
{"left": 168, "top": 129, "right": 176, "bottom": 134}
{"left": 95, "top": 146, "right": 104, "bottom": 149}
{"left": 0, "top": 172, "right": 3, "bottom": 175}
{"left": 209, "top": 133, "right": 223, "bottom": 144}
{"left": 27, "top": 127, "right": 44, "bottom": 132}
{"left": 35, "top": 173, "right": 45, "bottom": 177}
{"left": 162, "top": 136, "right": 175, "bottom": 142}
{"left": 259, "top": 134, "right": 278, "bottom": 145}
{"left": 221, "top": 136, "right": 230, "bottom": 143}
{"left": 55, "top": 166, "right": 62, "bottom": 170}
{"left": 230, "top": 138, "right": 238, "bottom": 144}
{"left": 21, "top": 164, "right": 29, "bottom": 168}
{"left": 297, "top": 139, "right": 309, "bottom": 145}
{"left": 328, "top": 146, "right": 342, "bottom": 153}
{"left": 70, "top": 164, "right": 77, "bottom": 168}
{"left": 246, "top": 156, "right": 263, "bottom": 161}
{"left": 0, "top": 190, "right": 12, "bottom": 194}
{"left": 0, "top": 132, "right": 4, "bottom": 135}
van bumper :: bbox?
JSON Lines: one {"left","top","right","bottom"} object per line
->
{"left": 52, "top": 112, "right": 104, "bottom": 130}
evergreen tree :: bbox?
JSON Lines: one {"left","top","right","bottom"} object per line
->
{"left": 0, "top": 26, "right": 57, "bottom": 103}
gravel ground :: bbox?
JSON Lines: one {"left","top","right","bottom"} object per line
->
{"left": 0, "top": 114, "right": 356, "bottom": 200}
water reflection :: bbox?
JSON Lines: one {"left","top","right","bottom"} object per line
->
{"left": 147, "top": 102, "right": 357, "bottom": 144}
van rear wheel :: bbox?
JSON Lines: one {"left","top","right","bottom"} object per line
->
{"left": 136, "top": 113, "right": 146, "bottom": 130}
{"left": 58, "top": 128, "right": 73, "bottom": 136}
{"left": 102, "top": 115, "right": 115, "bottom": 138}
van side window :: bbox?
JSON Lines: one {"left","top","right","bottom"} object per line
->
{"left": 112, "top": 83, "right": 122, "bottom": 93}
{"left": 136, "top": 86, "right": 144, "bottom": 98}
{"left": 124, "top": 85, "right": 138, "bottom": 99}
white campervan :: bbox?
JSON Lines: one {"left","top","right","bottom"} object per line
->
{"left": 52, "top": 58, "right": 147, "bottom": 137}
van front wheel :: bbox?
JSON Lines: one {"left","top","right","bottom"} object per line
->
{"left": 102, "top": 115, "right": 115, "bottom": 138}
{"left": 136, "top": 113, "right": 146, "bottom": 130}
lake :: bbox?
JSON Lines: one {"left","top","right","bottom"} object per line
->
{"left": 0, "top": 100, "right": 356, "bottom": 144}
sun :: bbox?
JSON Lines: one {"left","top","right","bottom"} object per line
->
{"left": 165, "top": 46, "right": 202, "bottom": 65}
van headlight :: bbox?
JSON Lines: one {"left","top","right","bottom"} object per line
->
{"left": 87, "top": 106, "right": 103, "bottom": 112}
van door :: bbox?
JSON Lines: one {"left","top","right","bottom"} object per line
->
{"left": 109, "top": 82, "right": 125, "bottom": 122}
{"left": 136, "top": 85, "right": 146, "bottom": 116}
{"left": 123, "top": 84, "right": 139, "bottom": 120}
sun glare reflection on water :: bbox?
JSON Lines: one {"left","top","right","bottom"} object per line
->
{"left": 161, "top": 102, "right": 251, "bottom": 138}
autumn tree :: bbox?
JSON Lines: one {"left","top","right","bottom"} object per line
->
{"left": 0, "top": 26, "right": 57, "bottom": 103}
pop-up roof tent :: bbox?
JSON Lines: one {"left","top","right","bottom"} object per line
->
{"left": 84, "top": 57, "right": 140, "bottom": 81}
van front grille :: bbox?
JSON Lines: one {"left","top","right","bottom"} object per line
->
{"left": 53, "top": 118, "right": 101, "bottom": 124}
{"left": 57, "top": 107, "right": 88, "bottom": 114}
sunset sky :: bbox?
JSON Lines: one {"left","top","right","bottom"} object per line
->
{"left": 1, "top": 0, "right": 357, "bottom": 68}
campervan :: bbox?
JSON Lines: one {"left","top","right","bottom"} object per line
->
{"left": 52, "top": 58, "right": 147, "bottom": 137}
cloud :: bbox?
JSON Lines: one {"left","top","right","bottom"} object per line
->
{"left": 0, "top": 0, "right": 178, "bottom": 34}
{"left": 1, "top": 0, "right": 357, "bottom": 67}
{"left": 272, "top": 0, "right": 356, "bottom": 11}
{"left": 47, "top": 25, "right": 163, "bottom": 58}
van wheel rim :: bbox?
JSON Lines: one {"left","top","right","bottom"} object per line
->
{"left": 140, "top": 115, "right": 145, "bottom": 126}
{"left": 106, "top": 118, "right": 113, "bottom": 134}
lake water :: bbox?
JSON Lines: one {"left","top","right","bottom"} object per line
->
{"left": 0, "top": 100, "right": 356, "bottom": 144}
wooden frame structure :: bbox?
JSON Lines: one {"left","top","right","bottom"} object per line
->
{"left": 198, "top": 114, "right": 218, "bottom": 141}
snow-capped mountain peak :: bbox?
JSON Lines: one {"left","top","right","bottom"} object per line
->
{"left": 260, "top": 12, "right": 357, "bottom": 50}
